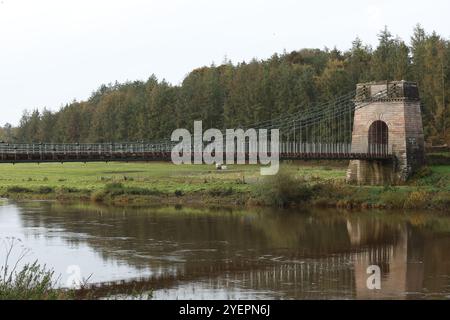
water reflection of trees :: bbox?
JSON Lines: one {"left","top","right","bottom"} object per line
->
{"left": 16, "top": 202, "right": 450, "bottom": 299}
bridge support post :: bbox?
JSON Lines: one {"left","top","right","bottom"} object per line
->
{"left": 347, "top": 81, "right": 425, "bottom": 185}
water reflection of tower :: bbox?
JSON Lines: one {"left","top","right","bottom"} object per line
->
{"left": 347, "top": 219, "right": 424, "bottom": 299}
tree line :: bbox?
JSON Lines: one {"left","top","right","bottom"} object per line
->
{"left": 2, "top": 25, "right": 449, "bottom": 145}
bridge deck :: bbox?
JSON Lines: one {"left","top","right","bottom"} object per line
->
{"left": 0, "top": 142, "right": 392, "bottom": 163}
{"left": 0, "top": 152, "right": 392, "bottom": 163}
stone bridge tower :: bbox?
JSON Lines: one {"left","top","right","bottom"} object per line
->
{"left": 347, "top": 81, "right": 425, "bottom": 185}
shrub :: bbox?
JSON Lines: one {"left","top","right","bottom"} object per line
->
{"left": 208, "top": 187, "right": 234, "bottom": 197}
{"left": 103, "top": 182, "right": 160, "bottom": 197}
{"left": 37, "top": 186, "right": 54, "bottom": 194}
{"left": 254, "top": 170, "right": 314, "bottom": 207}
{"left": 58, "top": 186, "right": 82, "bottom": 193}
{"left": 6, "top": 186, "right": 32, "bottom": 193}
{"left": 105, "top": 182, "right": 124, "bottom": 190}
{"left": 415, "top": 166, "right": 433, "bottom": 179}
{"left": 432, "top": 192, "right": 450, "bottom": 210}
{"left": 410, "top": 167, "right": 449, "bottom": 187}
{"left": 103, "top": 182, "right": 126, "bottom": 196}
{"left": 379, "top": 190, "right": 407, "bottom": 208}
{"left": 404, "top": 191, "right": 429, "bottom": 209}
{"left": 91, "top": 190, "right": 106, "bottom": 202}
{"left": 125, "top": 187, "right": 161, "bottom": 196}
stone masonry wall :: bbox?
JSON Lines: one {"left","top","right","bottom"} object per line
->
{"left": 347, "top": 82, "right": 425, "bottom": 185}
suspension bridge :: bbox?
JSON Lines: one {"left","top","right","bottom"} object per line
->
{"left": 0, "top": 81, "right": 425, "bottom": 184}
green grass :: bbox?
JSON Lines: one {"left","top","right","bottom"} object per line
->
{"left": 431, "top": 165, "right": 450, "bottom": 174}
{"left": 0, "top": 161, "right": 344, "bottom": 196}
{"left": 428, "top": 152, "right": 450, "bottom": 158}
{"left": 0, "top": 161, "right": 345, "bottom": 195}
{"left": 0, "top": 162, "right": 255, "bottom": 193}
{"left": 0, "top": 161, "right": 448, "bottom": 210}
{"left": 426, "top": 152, "right": 450, "bottom": 165}
{"left": 0, "top": 162, "right": 260, "bottom": 206}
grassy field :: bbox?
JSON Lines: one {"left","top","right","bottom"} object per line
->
{"left": 0, "top": 161, "right": 448, "bottom": 210}
{"left": 0, "top": 162, "right": 254, "bottom": 193}
{"left": 0, "top": 161, "right": 344, "bottom": 195}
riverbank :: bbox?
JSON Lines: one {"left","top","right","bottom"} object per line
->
{"left": 0, "top": 162, "right": 449, "bottom": 211}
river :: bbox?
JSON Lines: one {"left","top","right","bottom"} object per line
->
{"left": 1, "top": 200, "right": 449, "bottom": 300}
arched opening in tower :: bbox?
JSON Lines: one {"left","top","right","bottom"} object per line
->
{"left": 368, "top": 121, "right": 388, "bottom": 155}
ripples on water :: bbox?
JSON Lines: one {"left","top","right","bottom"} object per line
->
{"left": 1, "top": 200, "right": 450, "bottom": 300}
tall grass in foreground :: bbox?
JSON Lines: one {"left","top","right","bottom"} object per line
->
{"left": 0, "top": 238, "right": 68, "bottom": 300}
{"left": 0, "top": 238, "right": 153, "bottom": 300}
{"left": 0, "top": 261, "right": 65, "bottom": 300}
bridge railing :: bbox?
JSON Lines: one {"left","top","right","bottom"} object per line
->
{"left": 0, "top": 141, "right": 392, "bottom": 158}
{"left": 0, "top": 142, "right": 177, "bottom": 155}
{"left": 280, "top": 142, "right": 353, "bottom": 155}
{"left": 367, "top": 143, "right": 390, "bottom": 157}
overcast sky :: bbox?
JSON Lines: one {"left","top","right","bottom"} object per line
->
{"left": 1, "top": 0, "right": 449, "bottom": 126}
